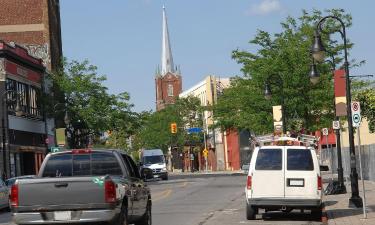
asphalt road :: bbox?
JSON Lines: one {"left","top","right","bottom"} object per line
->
{"left": 0, "top": 174, "right": 323, "bottom": 225}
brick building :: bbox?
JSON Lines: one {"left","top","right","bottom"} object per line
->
{"left": 0, "top": 0, "right": 62, "bottom": 178}
{"left": 155, "top": 6, "right": 182, "bottom": 111}
{"left": 0, "top": 0, "right": 62, "bottom": 71}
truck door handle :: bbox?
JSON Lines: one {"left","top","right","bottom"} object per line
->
{"left": 55, "top": 183, "right": 68, "bottom": 188}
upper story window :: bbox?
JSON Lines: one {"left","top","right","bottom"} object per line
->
{"left": 167, "top": 84, "right": 174, "bottom": 97}
{"left": 5, "top": 78, "right": 42, "bottom": 119}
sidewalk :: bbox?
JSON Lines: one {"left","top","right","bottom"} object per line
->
{"left": 324, "top": 175, "right": 375, "bottom": 225}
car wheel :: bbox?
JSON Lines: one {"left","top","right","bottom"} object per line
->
{"left": 246, "top": 203, "right": 256, "bottom": 220}
{"left": 135, "top": 200, "right": 152, "bottom": 225}
{"left": 162, "top": 174, "right": 168, "bottom": 180}
{"left": 112, "top": 201, "right": 129, "bottom": 225}
{"left": 311, "top": 207, "right": 322, "bottom": 219}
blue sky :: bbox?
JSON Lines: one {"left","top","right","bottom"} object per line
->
{"left": 60, "top": 0, "right": 375, "bottom": 112}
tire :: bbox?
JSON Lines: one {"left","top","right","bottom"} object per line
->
{"left": 111, "top": 201, "right": 129, "bottom": 225}
{"left": 162, "top": 174, "right": 168, "bottom": 180}
{"left": 135, "top": 200, "right": 152, "bottom": 225}
{"left": 246, "top": 203, "right": 256, "bottom": 220}
{"left": 311, "top": 207, "right": 322, "bottom": 219}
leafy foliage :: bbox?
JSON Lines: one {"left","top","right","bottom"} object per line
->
{"left": 354, "top": 86, "right": 375, "bottom": 132}
{"left": 215, "top": 9, "right": 360, "bottom": 135}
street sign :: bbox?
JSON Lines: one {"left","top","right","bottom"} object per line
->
{"left": 351, "top": 101, "right": 361, "bottom": 127}
{"left": 322, "top": 128, "right": 329, "bottom": 136}
{"left": 332, "top": 120, "right": 340, "bottom": 130}
{"left": 187, "top": 127, "right": 202, "bottom": 133}
{"left": 190, "top": 153, "right": 194, "bottom": 160}
{"left": 203, "top": 148, "right": 208, "bottom": 157}
{"left": 50, "top": 147, "right": 61, "bottom": 153}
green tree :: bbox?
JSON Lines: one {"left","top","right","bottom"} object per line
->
{"left": 49, "top": 58, "right": 137, "bottom": 148}
{"left": 132, "top": 96, "right": 203, "bottom": 153}
{"left": 215, "top": 9, "right": 360, "bottom": 134}
{"left": 354, "top": 87, "right": 375, "bottom": 132}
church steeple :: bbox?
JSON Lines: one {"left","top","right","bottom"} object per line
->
{"left": 161, "top": 5, "right": 175, "bottom": 75}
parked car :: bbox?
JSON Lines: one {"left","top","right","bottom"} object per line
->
{"left": 0, "top": 178, "right": 9, "bottom": 210}
{"left": 10, "top": 149, "right": 153, "bottom": 225}
{"left": 5, "top": 175, "right": 36, "bottom": 188}
{"left": 245, "top": 141, "right": 326, "bottom": 220}
{"left": 140, "top": 149, "right": 168, "bottom": 180}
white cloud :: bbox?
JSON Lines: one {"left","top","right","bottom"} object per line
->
{"left": 246, "top": 0, "right": 283, "bottom": 16}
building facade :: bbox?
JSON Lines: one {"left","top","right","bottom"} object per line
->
{"left": 179, "top": 75, "right": 236, "bottom": 171}
{"left": 155, "top": 6, "right": 182, "bottom": 111}
{"left": 0, "top": 42, "right": 47, "bottom": 178}
{"left": 0, "top": 1, "right": 63, "bottom": 178}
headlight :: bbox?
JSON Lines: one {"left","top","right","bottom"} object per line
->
{"left": 161, "top": 168, "right": 167, "bottom": 171}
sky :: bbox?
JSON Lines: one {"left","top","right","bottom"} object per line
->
{"left": 60, "top": 0, "right": 375, "bottom": 112}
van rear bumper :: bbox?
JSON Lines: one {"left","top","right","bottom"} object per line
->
{"left": 248, "top": 198, "right": 321, "bottom": 208}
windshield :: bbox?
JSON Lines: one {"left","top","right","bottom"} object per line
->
{"left": 143, "top": 155, "right": 165, "bottom": 165}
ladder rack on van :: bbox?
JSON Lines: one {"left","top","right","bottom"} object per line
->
{"left": 253, "top": 134, "right": 319, "bottom": 147}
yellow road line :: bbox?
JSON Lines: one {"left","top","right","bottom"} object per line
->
{"left": 153, "top": 189, "right": 172, "bottom": 202}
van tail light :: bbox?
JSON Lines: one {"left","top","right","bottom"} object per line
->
{"left": 317, "top": 175, "right": 322, "bottom": 190}
{"left": 10, "top": 184, "right": 19, "bottom": 207}
{"left": 105, "top": 180, "right": 116, "bottom": 203}
{"left": 247, "top": 176, "right": 252, "bottom": 190}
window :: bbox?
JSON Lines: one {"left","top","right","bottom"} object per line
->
{"left": 42, "top": 152, "right": 123, "bottom": 177}
{"left": 91, "top": 152, "right": 122, "bottom": 176}
{"left": 42, "top": 154, "right": 73, "bottom": 177}
{"left": 255, "top": 149, "right": 282, "bottom": 170}
{"left": 143, "top": 155, "right": 165, "bottom": 165}
{"left": 287, "top": 149, "right": 314, "bottom": 171}
{"left": 73, "top": 154, "right": 91, "bottom": 176}
{"left": 5, "top": 78, "right": 42, "bottom": 118}
{"left": 167, "top": 84, "right": 174, "bottom": 96}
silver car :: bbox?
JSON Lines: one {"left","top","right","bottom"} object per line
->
{"left": 0, "top": 178, "right": 9, "bottom": 210}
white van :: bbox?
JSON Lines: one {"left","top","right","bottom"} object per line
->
{"left": 245, "top": 145, "right": 324, "bottom": 220}
{"left": 141, "top": 149, "right": 168, "bottom": 180}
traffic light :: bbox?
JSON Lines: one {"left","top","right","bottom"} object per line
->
{"left": 170, "top": 123, "right": 177, "bottom": 134}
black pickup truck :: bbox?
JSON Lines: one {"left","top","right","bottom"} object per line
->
{"left": 10, "top": 149, "right": 152, "bottom": 225}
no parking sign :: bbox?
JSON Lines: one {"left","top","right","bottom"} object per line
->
{"left": 351, "top": 101, "right": 361, "bottom": 127}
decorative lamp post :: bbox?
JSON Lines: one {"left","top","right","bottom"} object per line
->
{"left": 264, "top": 74, "right": 287, "bottom": 134}
{"left": 310, "top": 15, "right": 361, "bottom": 206}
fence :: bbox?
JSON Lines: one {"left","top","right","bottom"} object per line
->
{"left": 320, "top": 144, "right": 375, "bottom": 182}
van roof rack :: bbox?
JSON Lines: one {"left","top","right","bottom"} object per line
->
{"left": 253, "top": 134, "right": 319, "bottom": 147}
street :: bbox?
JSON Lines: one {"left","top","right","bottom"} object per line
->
{"left": 0, "top": 174, "right": 323, "bottom": 225}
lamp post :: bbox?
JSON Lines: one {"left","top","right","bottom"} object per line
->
{"left": 310, "top": 15, "right": 362, "bottom": 207}
{"left": 1, "top": 90, "right": 23, "bottom": 179}
{"left": 264, "top": 74, "right": 287, "bottom": 134}
{"left": 310, "top": 54, "right": 347, "bottom": 194}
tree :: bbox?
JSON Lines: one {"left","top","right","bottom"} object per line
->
{"left": 355, "top": 87, "right": 375, "bottom": 132}
{"left": 49, "top": 58, "right": 137, "bottom": 148}
{"left": 215, "top": 9, "right": 360, "bottom": 135}
{"left": 132, "top": 96, "right": 203, "bottom": 153}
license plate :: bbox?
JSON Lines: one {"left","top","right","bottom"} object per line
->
{"left": 288, "top": 179, "right": 304, "bottom": 187}
{"left": 54, "top": 211, "right": 71, "bottom": 221}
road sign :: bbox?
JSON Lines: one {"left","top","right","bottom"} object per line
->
{"left": 187, "top": 127, "right": 202, "bottom": 133}
{"left": 332, "top": 120, "right": 340, "bottom": 130}
{"left": 351, "top": 101, "right": 361, "bottom": 127}
{"left": 203, "top": 148, "right": 208, "bottom": 157}
{"left": 50, "top": 147, "right": 61, "bottom": 153}
{"left": 322, "top": 128, "right": 329, "bottom": 136}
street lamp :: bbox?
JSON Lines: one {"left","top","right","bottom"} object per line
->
{"left": 309, "top": 62, "right": 320, "bottom": 85}
{"left": 264, "top": 74, "right": 287, "bottom": 134}
{"left": 310, "top": 15, "right": 361, "bottom": 206}
{"left": 1, "top": 90, "right": 23, "bottom": 179}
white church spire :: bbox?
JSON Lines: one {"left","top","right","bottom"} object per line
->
{"left": 161, "top": 5, "right": 175, "bottom": 75}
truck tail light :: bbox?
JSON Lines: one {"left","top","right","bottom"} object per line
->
{"left": 317, "top": 175, "right": 322, "bottom": 190}
{"left": 10, "top": 184, "right": 19, "bottom": 207}
{"left": 247, "top": 176, "right": 252, "bottom": 190}
{"left": 72, "top": 149, "right": 92, "bottom": 154}
{"left": 105, "top": 180, "right": 116, "bottom": 203}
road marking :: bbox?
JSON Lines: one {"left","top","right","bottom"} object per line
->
{"left": 153, "top": 189, "right": 172, "bottom": 202}
{"left": 179, "top": 181, "right": 188, "bottom": 188}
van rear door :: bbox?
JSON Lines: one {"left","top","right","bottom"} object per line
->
{"left": 284, "top": 147, "right": 318, "bottom": 199}
{"left": 251, "top": 147, "right": 284, "bottom": 198}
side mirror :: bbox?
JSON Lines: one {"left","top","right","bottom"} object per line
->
{"left": 320, "top": 165, "right": 329, "bottom": 171}
{"left": 140, "top": 168, "right": 153, "bottom": 181}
